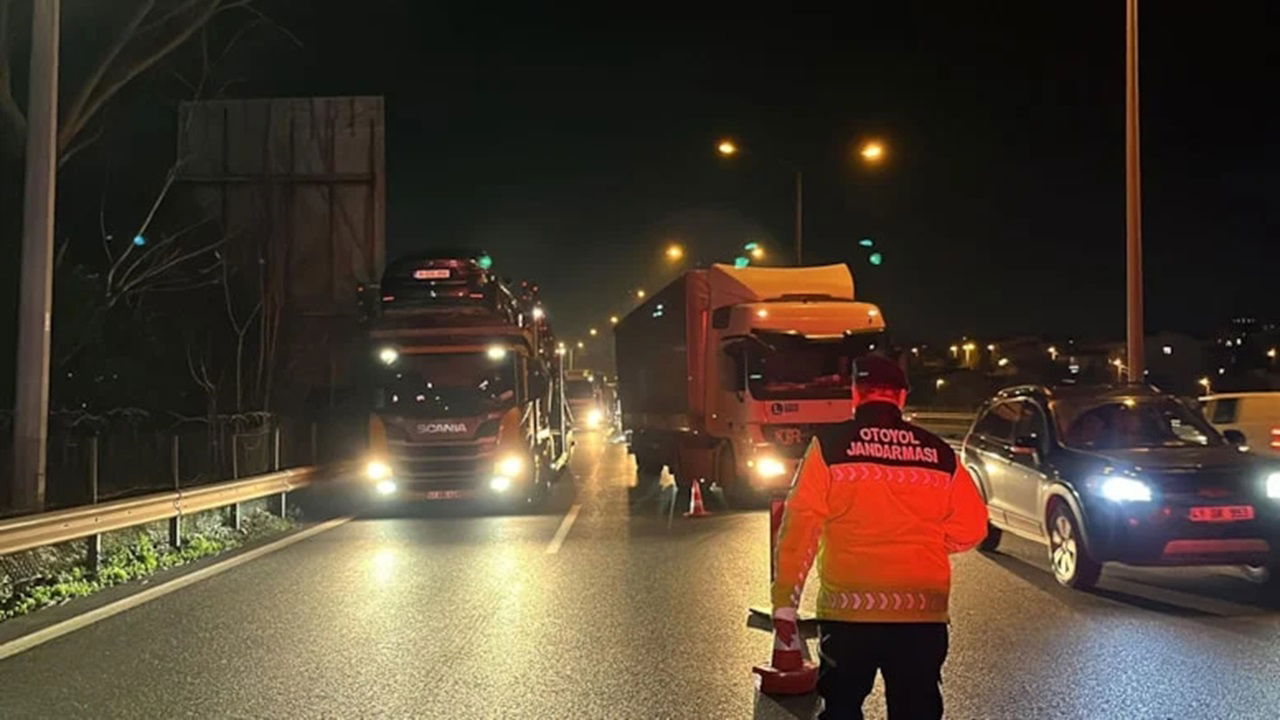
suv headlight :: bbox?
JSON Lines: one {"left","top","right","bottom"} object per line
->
{"left": 1099, "top": 476, "right": 1152, "bottom": 503}
{"left": 1266, "top": 472, "right": 1280, "bottom": 499}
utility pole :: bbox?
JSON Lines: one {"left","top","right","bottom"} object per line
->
{"left": 1125, "top": 0, "right": 1145, "bottom": 382}
{"left": 794, "top": 170, "right": 803, "bottom": 265}
{"left": 12, "top": 0, "right": 61, "bottom": 511}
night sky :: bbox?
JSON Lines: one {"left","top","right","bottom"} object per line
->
{"left": 174, "top": 2, "right": 1278, "bottom": 343}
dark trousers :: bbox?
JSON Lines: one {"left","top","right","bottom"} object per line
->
{"left": 817, "top": 621, "right": 948, "bottom": 720}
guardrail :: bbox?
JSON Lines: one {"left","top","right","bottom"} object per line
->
{"left": 0, "top": 466, "right": 325, "bottom": 568}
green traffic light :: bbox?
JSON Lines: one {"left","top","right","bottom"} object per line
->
{"left": 476, "top": 254, "right": 493, "bottom": 270}
{"left": 733, "top": 256, "right": 750, "bottom": 269}
{"left": 743, "top": 242, "right": 760, "bottom": 251}
{"left": 858, "top": 238, "right": 874, "bottom": 248}
{"left": 868, "top": 252, "right": 883, "bottom": 266}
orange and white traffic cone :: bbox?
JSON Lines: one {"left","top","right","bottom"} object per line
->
{"left": 752, "top": 614, "right": 818, "bottom": 695}
{"left": 684, "top": 478, "right": 710, "bottom": 518}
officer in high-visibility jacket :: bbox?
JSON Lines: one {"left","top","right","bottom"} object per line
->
{"left": 771, "top": 354, "right": 988, "bottom": 720}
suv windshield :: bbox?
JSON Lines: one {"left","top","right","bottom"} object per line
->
{"left": 376, "top": 352, "right": 516, "bottom": 417}
{"left": 1053, "top": 396, "right": 1223, "bottom": 450}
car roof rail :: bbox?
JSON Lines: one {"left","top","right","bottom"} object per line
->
{"left": 995, "top": 384, "right": 1052, "bottom": 400}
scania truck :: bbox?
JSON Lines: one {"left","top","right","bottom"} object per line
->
{"left": 363, "top": 254, "right": 570, "bottom": 503}
{"left": 614, "top": 263, "right": 886, "bottom": 503}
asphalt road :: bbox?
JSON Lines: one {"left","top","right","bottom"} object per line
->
{"left": 4, "top": 431, "right": 1280, "bottom": 719}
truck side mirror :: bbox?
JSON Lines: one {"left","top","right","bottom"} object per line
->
{"left": 1223, "top": 429, "right": 1247, "bottom": 447}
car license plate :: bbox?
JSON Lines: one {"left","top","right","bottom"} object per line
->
{"left": 413, "top": 268, "right": 450, "bottom": 280}
{"left": 1189, "top": 505, "right": 1254, "bottom": 522}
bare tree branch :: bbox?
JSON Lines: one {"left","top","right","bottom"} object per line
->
{"left": 58, "top": 0, "right": 224, "bottom": 157}
{"left": 59, "top": 0, "right": 158, "bottom": 150}
{"left": 0, "top": 0, "right": 26, "bottom": 160}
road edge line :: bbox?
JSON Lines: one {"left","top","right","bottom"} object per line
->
{"left": 0, "top": 515, "right": 353, "bottom": 662}
{"left": 545, "top": 503, "right": 582, "bottom": 554}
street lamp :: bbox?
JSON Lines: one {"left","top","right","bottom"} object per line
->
{"left": 859, "top": 140, "right": 885, "bottom": 163}
{"left": 635, "top": 289, "right": 646, "bottom": 300}
{"left": 717, "top": 139, "right": 738, "bottom": 157}
{"left": 609, "top": 315, "right": 619, "bottom": 325}
{"left": 589, "top": 328, "right": 598, "bottom": 337}
{"left": 961, "top": 342, "right": 976, "bottom": 366}
{"left": 665, "top": 243, "right": 685, "bottom": 262}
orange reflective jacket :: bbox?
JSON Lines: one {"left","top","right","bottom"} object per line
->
{"left": 772, "top": 402, "right": 988, "bottom": 623}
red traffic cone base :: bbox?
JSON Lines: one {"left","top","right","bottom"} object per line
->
{"left": 752, "top": 660, "right": 818, "bottom": 695}
{"left": 684, "top": 479, "right": 710, "bottom": 518}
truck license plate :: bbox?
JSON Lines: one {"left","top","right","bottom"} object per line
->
{"left": 1189, "top": 505, "right": 1254, "bottom": 522}
{"left": 414, "top": 268, "right": 450, "bottom": 279}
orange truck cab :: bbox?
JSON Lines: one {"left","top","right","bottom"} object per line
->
{"left": 614, "top": 263, "right": 886, "bottom": 502}
{"left": 363, "top": 255, "right": 570, "bottom": 504}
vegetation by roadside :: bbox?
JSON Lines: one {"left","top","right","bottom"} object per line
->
{"left": 0, "top": 504, "right": 296, "bottom": 622}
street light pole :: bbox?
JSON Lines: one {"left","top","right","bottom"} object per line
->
{"left": 794, "top": 170, "right": 803, "bottom": 265}
{"left": 12, "top": 0, "right": 60, "bottom": 511}
{"left": 1125, "top": 0, "right": 1145, "bottom": 382}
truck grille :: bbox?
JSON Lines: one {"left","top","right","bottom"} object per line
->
{"left": 389, "top": 439, "right": 497, "bottom": 482}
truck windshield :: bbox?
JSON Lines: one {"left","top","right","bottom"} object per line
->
{"left": 376, "top": 352, "right": 517, "bottom": 417}
{"left": 566, "top": 379, "right": 594, "bottom": 400}
{"left": 742, "top": 331, "right": 883, "bottom": 401}
{"left": 1053, "top": 396, "right": 1223, "bottom": 450}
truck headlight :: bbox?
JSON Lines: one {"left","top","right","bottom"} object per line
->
{"left": 585, "top": 408, "right": 604, "bottom": 429}
{"left": 378, "top": 347, "right": 398, "bottom": 365}
{"left": 366, "top": 460, "right": 392, "bottom": 480}
{"left": 756, "top": 456, "right": 787, "bottom": 479}
{"left": 1099, "top": 476, "right": 1152, "bottom": 503}
{"left": 1266, "top": 472, "right": 1280, "bottom": 499}
{"left": 375, "top": 479, "right": 397, "bottom": 496}
{"left": 495, "top": 454, "right": 524, "bottom": 478}
{"left": 489, "top": 476, "right": 513, "bottom": 493}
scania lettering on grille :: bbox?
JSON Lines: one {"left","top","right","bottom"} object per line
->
{"left": 417, "top": 422, "right": 469, "bottom": 434}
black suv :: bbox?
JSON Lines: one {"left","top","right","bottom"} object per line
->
{"left": 963, "top": 384, "right": 1280, "bottom": 590}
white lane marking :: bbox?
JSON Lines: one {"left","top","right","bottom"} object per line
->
{"left": 0, "top": 515, "right": 353, "bottom": 662}
{"left": 545, "top": 503, "right": 582, "bottom": 554}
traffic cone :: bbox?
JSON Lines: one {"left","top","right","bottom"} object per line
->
{"left": 752, "top": 619, "right": 818, "bottom": 695}
{"left": 684, "top": 478, "right": 710, "bottom": 518}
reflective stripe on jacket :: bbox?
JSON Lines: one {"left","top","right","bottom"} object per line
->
{"left": 771, "top": 401, "right": 988, "bottom": 623}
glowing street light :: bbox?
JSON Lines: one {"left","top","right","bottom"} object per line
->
{"left": 859, "top": 140, "right": 886, "bottom": 163}
{"left": 609, "top": 315, "right": 619, "bottom": 325}
{"left": 717, "top": 139, "right": 738, "bottom": 156}
{"left": 589, "top": 328, "right": 598, "bottom": 337}
{"left": 750, "top": 245, "right": 765, "bottom": 260}
{"left": 665, "top": 244, "right": 685, "bottom": 262}
{"left": 1048, "top": 346, "right": 1060, "bottom": 361}
{"left": 576, "top": 341, "right": 585, "bottom": 350}
{"left": 1198, "top": 376, "right": 1212, "bottom": 392}
{"left": 935, "top": 378, "right": 947, "bottom": 390}
{"left": 635, "top": 289, "right": 646, "bottom": 299}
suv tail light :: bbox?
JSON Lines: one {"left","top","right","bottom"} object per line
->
{"left": 1270, "top": 427, "right": 1280, "bottom": 450}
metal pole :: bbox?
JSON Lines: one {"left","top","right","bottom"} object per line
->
{"left": 794, "top": 170, "right": 803, "bottom": 266}
{"left": 168, "top": 435, "right": 181, "bottom": 548}
{"left": 86, "top": 435, "right": 100, "bottom": 573}
{"left": 1125, "top": 0, "right": 1145, "bottom": 381}
{"left": 12, "top": 0, "right": 61, "bottom": 512}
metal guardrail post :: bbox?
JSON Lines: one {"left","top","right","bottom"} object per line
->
{"left": 168, "top": 434, "right": 182, "bottom": 548}
{"left": 269, "top": 425, "right": 286, "bottom": 518}
{"left": 86, "top": 435, "right": 101, "bottom": 574}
